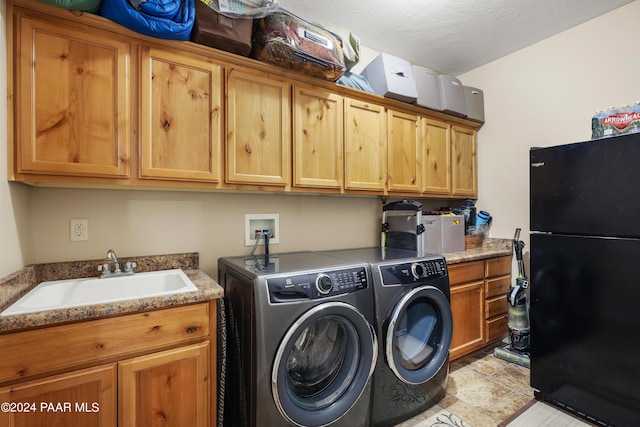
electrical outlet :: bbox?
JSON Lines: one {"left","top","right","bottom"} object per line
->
{"left": 70, "top": 219, "right": 88, "bottom": 242}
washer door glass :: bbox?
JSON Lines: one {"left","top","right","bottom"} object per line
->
{"left": 272, "top": 302, "right": 377, "bottom": 427}
{"left": 386, "top": 286, "right": 453, "bottom": 384}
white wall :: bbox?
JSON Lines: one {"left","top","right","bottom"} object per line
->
{"left": 0, "top": 0, "right": 31, "bottom": 278}
{"left": 460, "top": 0, "right": 640, "bottom": 264}
{"left": 28, "top": 188, "right": 393, "bottom": 277}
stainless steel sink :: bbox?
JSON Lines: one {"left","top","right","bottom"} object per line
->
{"left": 1, "top": 269, "right": 198, "bottom": 316}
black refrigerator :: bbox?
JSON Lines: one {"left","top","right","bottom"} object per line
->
{"left": 530, "top": 133, "right": 640, "bottom": 427}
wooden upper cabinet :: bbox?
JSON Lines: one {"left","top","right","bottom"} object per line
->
{"left": 451, "top": 125, "right": 478, "bottom": 198}
{"left": 226, "top": 68, "right": 291, "bottom": 187}
{"left": 344, "top": 99, "right": 387, "bottom": 192}
{"left": 293, "top": 86, "right": 344, "bottom": 189}
{"left": 421, "top": 118, "right": 451, "bottom": 195}
{"left": 387, "top": 110, "right": 420, "bottom": 193}
{"left": 15, "top": 16, "right": 131, "bottom": 178}
{"left": 139, "top": 47, "right": 223, "bottom": 183}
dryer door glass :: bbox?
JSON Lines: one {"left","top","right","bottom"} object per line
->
{"left": 386, "top": 286, "right": 453, "bottom": 384}
{"left": 272, "top": 302, "right": 377, "bottom": 427}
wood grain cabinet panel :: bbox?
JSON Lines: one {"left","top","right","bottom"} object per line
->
{"left": 139, "top": 47, "right": 223, "bottom": 183}
{"left": 451, "top": 125, "right": 477, "bottom": 198}
{"left": 387, "top": 110, "right": 420, "bottom": 193}
{"left": 0, "top": 364, "right": 117, "bottom": 427}
{"left": 15, "top": 16, "right": 131, "bottom": 178}
{"left": 421, "top": 118, "right": 451, "bottom": 195}
{"left": 449, "top": 281, "right": 484, "bottom": 360}
{"left": 292, "top": 86, "right": 343, "bottom": 189}
{"left": 226, "top": 68, "right": 291, "bottom": 187}
{"left": 344, "top": 99, "right": 387, "bottom": 192}
{"left": 119, "top": 342, "right": 209, "bottom": 427}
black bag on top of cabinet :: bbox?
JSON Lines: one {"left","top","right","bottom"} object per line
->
{"left": 251, "top": 10, "right": 346, "bottom": 81}
{"left": 191, "top": 0, "right": 254, "bottom": 56}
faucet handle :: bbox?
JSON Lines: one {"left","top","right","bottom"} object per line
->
{"left": 98, "top": 263, "right": 111, "bottom": 274}
{"left": 124, "top": 261, "right": 137, "bottom": 273}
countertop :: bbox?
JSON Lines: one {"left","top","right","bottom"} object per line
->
{"left": 443, "top": 237, "right": 513, "bottom": 264}
{"left": 0, "top": 252, "right": 223, "bottom": 334}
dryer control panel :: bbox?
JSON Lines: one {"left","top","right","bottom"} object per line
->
{"left": 379, "top": 258, "right": 447, "bottom": 285}
{"left": 267, "top": 266, "right": 368, "bottom": 303}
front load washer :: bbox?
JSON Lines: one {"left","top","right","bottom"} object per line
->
{"left": 322, "top": 247, "right": 453, "bottom": 427}
{"left": 218, "top": 252, "right": 377, "bottom": 427}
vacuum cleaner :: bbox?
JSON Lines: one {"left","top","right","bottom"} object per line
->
{"left": 494, "top": 228, "right": 531, "bottom": 368}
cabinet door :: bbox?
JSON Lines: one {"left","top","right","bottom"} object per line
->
{"left": 119, "top": 342, "right": 209, "bottom": 427}
{"left": 387, "top": 110, "right": 420, "bottom": 193}
{"left": 421, "top": 118, "right": 451, "bottom": 195}
{"left": 0, "top": 364, "right": 116, "bottom": 427}
{"left": 344, "top": 99, "right": 387, "bottom": 192}
{"left": 449, "top": 281, "right": 484, "bottom": 360}
{"left": 15, "top": 17, "right": 131, "bottom": 178}
{"left": 451, "top": 125, "right": 477, "bottom": 197}
{"left": 226, "top": 69, "right": 291, "bottom": 186}
{"left": 293, "top": 86, "right": 343, "bottom": 189}
{"left": 139, "top": 47, "right": 223, "bottom": 182}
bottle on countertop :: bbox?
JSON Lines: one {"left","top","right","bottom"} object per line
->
{"left": 591, "top": 109, "right": 605, "bottom": 139}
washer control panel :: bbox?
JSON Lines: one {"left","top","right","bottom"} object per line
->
{"left": 379, "top": 258, "right": 447, "bottom": 285}
{"left": 268, "top": 266, "right": 368, "bottom": 303}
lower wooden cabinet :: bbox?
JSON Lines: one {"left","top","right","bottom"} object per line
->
{"left": 0, "top": 364, "right": 117, "bottom": 427}
{"left": 0, "top": 302, "right": 216, "bottom": 427}
{"left": 119, "top": 342, "right": 210, "bottom": 427}
{"left": 449, "top": 279, "right": 484, "bottom": 360}
{"left": 449, "top": 256, "right": 512, "bottom": 360}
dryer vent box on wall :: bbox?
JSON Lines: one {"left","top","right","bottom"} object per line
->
{"left": 361, "top": 53, "right": 418, "bottom": 104}
{"left": 464, "top": 86, "right": 485, "bottom": 123}
{"left": 413, "top": 65, "right": 443, "bottom": 111}
{"left": 438, "top": 75, "right": 467, "bottom": 118}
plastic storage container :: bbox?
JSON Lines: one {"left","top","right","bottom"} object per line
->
{"left": 251, "top": 10, "right": 346, "bottom": 81}
{"left": 413, "top": 65, "right": 443, "bottom": 111}
{"left": 361, "top": 53, "right": 418, "bottom": 103}
{"left": 438, "top": 74, "right": 467, "bottom": 117}
{"left": 464, "top": 86, "right": 485, "bottom": 123}
{"left": 422, "top": 215, "right": 465, "bottom": 253}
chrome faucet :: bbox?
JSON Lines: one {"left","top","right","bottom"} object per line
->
{"left": 99, "top": 249, "right": 136, "bottom": 278}
{"left": 106, "top": 249, "right": 121, "bottom": 273}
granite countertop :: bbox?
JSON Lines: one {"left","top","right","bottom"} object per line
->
{"left": 442, "top": 237, "right": 513, "bottom": 264}
{"left": 0, "top": 252, "right": 223, "bottom": 334}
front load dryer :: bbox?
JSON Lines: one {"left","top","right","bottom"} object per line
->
{"left": 322, "top": 247, "right": 453, "bottom": 427}
{"left": 218, "top": 252, "right": 377, "bottom": 427}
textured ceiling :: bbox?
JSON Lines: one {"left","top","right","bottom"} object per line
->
{"left": 277, "top": 0, "right": 634, "bottom": 75}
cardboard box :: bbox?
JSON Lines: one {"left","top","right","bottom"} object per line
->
{"left": 361, "top": 53, "right": 418, "bottom": 103}
{"left": 422, "top": 215, "right": 465, "bottom": 253}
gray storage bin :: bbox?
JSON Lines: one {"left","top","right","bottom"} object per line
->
{"left": 464, "top": 86, "right": 485, "bottom": 123}
{"left": 422, "top": 215, "right": 465, "bottom": 253}
{"left": 438, "top": 74, "right": 467, "bottom": 118}
{"left": 413, "top": 65, "right": 442, "bottom": 111}
{"left": 361, "top": 53, "right": 418, "bottom": 103}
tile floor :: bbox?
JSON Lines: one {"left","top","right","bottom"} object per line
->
{"left": 398, "top": 342, "right": 534, "bottom": 427}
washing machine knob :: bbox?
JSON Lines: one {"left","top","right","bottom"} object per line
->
{"left": 316, "top": 274, "right": 334, "bottom": 294}
{"left": 411, "top": 263, "right": 425, "bottom": 279}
